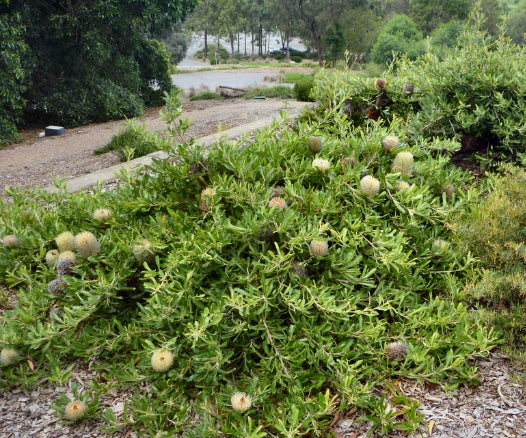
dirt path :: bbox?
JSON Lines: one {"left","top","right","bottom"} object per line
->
{"left": 0, "top": 98, "right": 306, "bottom": 197}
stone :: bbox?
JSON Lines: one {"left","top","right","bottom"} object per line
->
{"left": 45, "top": 126, "right": 65, "bottom": 136}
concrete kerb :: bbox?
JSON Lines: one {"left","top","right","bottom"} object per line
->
{"left": 45, "top": 106, "right": 308, "bottom": 194}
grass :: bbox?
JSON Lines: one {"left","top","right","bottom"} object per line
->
{"left": 189, "top": 91, "right": 224, "bottom": 101}
{"left": 244, "top": 85, "right": 295, "bottom": 99}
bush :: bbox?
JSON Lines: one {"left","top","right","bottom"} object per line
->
{"left": 293, "top": 75, "right": 316, "bottom": 101}
{"left": 371, "top": 14, "right": 425, "bottom": 66}
{"left": 189, "top": 91, "right": 224, "bottom": 101}
{"left": 244, "top": 85, "right": 295, "bottom": 99}
{"left": 160, "top": 26, "right": 190, "bottom": 65}
{"left": 271, "top": 51, "right": 285, "bottom": 60}
{"left": 291, "top": 55, "right": 303, "bottom": 64}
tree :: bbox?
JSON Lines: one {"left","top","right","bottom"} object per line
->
{"left": 371, "top": 14, "right": 425, "bottom": 65}
{"left": 2, "top": 0, "right": 197, "bottom": 131}
{"left": 408, "top": 0, "right": 471, "bottom": 35}
{"left": 159, "top": 23, "right": 190, "bottom": 65}
{"left": 504, "top": 1, "right": 526, "bottom": 44}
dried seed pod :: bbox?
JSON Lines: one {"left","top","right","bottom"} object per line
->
{"left": 374, "top": 78, "right": 387, "bottom": 90}
{"left": 151, "top": 350, "right": 174, "bottom": 372}
{"left": 386, "top": 341, "right": 409, "bottom": 360}
{"left": 231, "top": 392, "right": 252, "bottom": 412}
{"left": 392, "top": 151, "right": 413, "bottom": 175}
{"left": 48, "top": 278, "right": 68, "bottom": 295}
{"left": 55, "top": 231, "right": 76, "bottom": 252}
{"left": 56, "top": 257, "right": 76, "bottom": 277}
{"left": 75, "top": 231, "right": 101, "bottom": 258}
{"left": 65, "top": 400, "right": 88, "bottom": 421}
{"left": 310, "top": 239, "right": 329, "bottom": 257}
{"left": 365, "top": 105, "right": 380, "bottom": 120}
{"left": 360, "top": 175, "right": 381, "bottom": 197}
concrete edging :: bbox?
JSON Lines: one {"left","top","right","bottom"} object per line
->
{"left": 45, "top": 106, "right": 307, "bottom": 194}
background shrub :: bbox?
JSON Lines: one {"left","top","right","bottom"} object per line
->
{"left": 293, "top": 75, "right": 315, "bottom": 101}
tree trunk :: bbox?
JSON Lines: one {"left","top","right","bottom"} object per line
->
{"left": 297, "top": 0, "right": 323, "bottom": 66}
{"left": 229, "top": 32, "right": 235, "bottom": 56}
{"left": 204, "top": 28, "right": 208, "bottom": 59}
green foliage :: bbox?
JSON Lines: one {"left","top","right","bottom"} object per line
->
{"left": 190, "top": 91, "right": 225, "bottom": 101}
{"left": 245, "top": 86, "right": 295, "bottom": 99}
{"left": 159, "top": 24, "right": 190, "bottom": 65}
{"left": 504, "top": 1, "right": 526, "bottom": 43}
{"left": 0, "top": 87, "right": 499, "bottom": 435}
{"left": 408, "top": 0, "right": 471, "bottom": 35}
{"left": 94, "top": 120, "right": 171, "bottom": 161}
{"left": 451, "top": 165, "right": 526, "bottom": 353}
{"left": 371, "top": 14, "right": 425, "bottom": 66}
{"left": 293, "top": 75, "right": 316, "bottom": 101}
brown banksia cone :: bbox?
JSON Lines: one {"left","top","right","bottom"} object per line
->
{"left": 386, "top": 340, "right": 408, "bottom": 360}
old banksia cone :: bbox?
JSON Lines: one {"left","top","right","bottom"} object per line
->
{"left": 386, "top": 341, "right": 409, "bottom": 360}
{"left": 310, "top": 239, "right": 329, "bottom": 257}
{"left": 383, "top": 135, "right": 400, "bottom": 152}
{"left": 392, "top": 151, "right": 413, "bottom": 175}
{"left": 360, "top": 175, "right": 381, "bottom": 197}
{"left": 55, "top": 231, "right": 76, "bottom": 252}
{"left": 374, "top": 78, "right": 387, "bottom": 90}
{"left": 443, "top": 184, "right": 454, "bottom": 200}
{"left": 396, "top": 181, "right": 410, "bottom": 191}
{"left": 312, "top": 158, "right": 331, "bottom": 173}
{"left": 133, "top": 239, "right": 155, "bottom": 263}
{"left": 268, "top": 197, "right": 287, "bottom": 209}
{"left": 46, "top": 250, "right": 60, "bottom": 267}
{"left": 93, "top": 208, "right": 113, "bottom": 222}
{"left": 2, "top": 235, "right": 19, "bottom": 248}
{"left": 0, "top": 347, "right": 20, "bottom": 366}
{"left": 151, "top": 350, "right": 174, "bottom": 372}
{"left": 58, "top": 250, "right": 77, "bottom": 263}
{"left": 56, "top": 257, "right": 76, "bottom": 277}
{"left": 75, "top": 231, "right": 101, "bottom": 258}
{"left": 64, "top": 400, "right": 88, "bottom": 421}
{"left": 231, "top": 392, "right": 252, "bottom": 412}
{"left": 309, "top": 136, "right": 323, "bottom": 153}
{"left": 48, "top": 278, "right": 68, "bottom": 295}
{"left": 200, "top": 187, "right": 215, "bottom": 212}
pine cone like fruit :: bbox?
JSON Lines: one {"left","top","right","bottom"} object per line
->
{"left": 2, "top": 234, "right": 20, "bottom": 249}
{"left": 383, "top": 136, "right": 400, "bottom": 152}
{"left": 93, "top": 208, "right": 113, "bottom": 222}
{"left": 312, "top": 158, "right": 331, "bottom": 173}
{"left": 58, "top": 251, "right": 77, "bottom": 263}
{"left": 55, "top": 231, "right": 76, "bottom": 252}
{"left": 310, "top": 239, "right": 329, "bottom": 257}
{"left": 65, "top": 400, "right": 88, "bottom": 421}
{"left": 396, "top": 181, "right": 410, "bottom": 191}
{"left": 443, "top": 184, "right": 454, "bottom": 200}
{"left": 386, "top": 341, "right": 409, "bottom": 360}
{"left": 231, "top": 392, "right": 252, "bottom": 412}
{"left": 133, "top": 239, "right": 155, "bottom": 263}
{"left": 48, "top": 278, "right": 68, "bottom": 295}
{"left": 309, "top": 136, "right": 323, "bottom": 153}
{"left": 292, "top": 262, "right": 308, "bottom": 277}
{"left": 49, "top": 307, "right": 64, "bottom": 323}
{"left": 360, "top": 175, "right": 381, "bottom": 197}
{"left": 46, "top": 250, "right": 60, "bottom": 267}
{"left": 75, "top": 231, "right": 101, "bottom": 258}
{"left": 0, "top": 347, "right": 19, "bottom": 366}
{"left": 151, "top": 350, "right": 174, "bottom": 372}
{"left": 392, "top": 151, "right": 413, "bottom": 175}
{"left": 403, "top": 80, "right": 414, "bottom": 95}
{"left": 374, "top": 78, "right": 387, "bottom": 90}
{"left": 268, "top": 197, "right": 287, "bottom": 209}
{"left": 56, "top": 257, "right": 76, "bottom": 277}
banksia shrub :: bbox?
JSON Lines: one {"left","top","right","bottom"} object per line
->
{"left": 231, "top": 392, "right": 252, "bottom": 412}
{"left": 93, "top": 208, "right": 113, "bottom": 222}
{"left": 309, "top": 136, "right": 323, "bottom": 154}
{"left": 360, "top": 175, "right": 381, "bottom": 197}
{"left": 75, "top": 231, "right": 101, "bottom": 258}
{"left": 55, "top": 231, "right": 76, "bottom": 252}
{"left": 310, "top": 239, "right": 329, "bottom": 257}
{"left": 133, "top": 239, "right": 155, "bottom": 263}
{"left": 151, "top": 350, "right": 174, "bottom": 372}
{"left": 383, "top": 136, "right": 400, "bottom": 152}
{"left": 0, "top": 347, "right": 19, "bottom": 365}
{"left": 312, "top": 158, "right": 331, "bottom": 173}
{"left": 268, "top": 197, "right": 287, "bottom": 209}
{"left": 45, "top": 250, "right": 60, "bottom": 267}
{"left": 2, "top": 235, "right": 19, "bottom": 248}
{"left": 392, "top": 151, "right": 413, "bottom": 175}
{"left": 64, "top": 400, "right": 88, "bottom": 421}
{"left": 385, "top": 341, "right": 409, "bottom": 360}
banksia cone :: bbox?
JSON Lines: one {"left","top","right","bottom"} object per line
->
{"left": 75, "top": 231, "right": 101, "bottom": 258}
{"left": 271, "top": 187, "right": 285, "bottom": 198}
{"left": 309, "top": 136, "right": 323, "bottom": 154}
{"left": 65, "top": 400, "right": 88, "bottom": 421}
{"left": 93, "top": 208, "right": 113, "bottom": 222}
{"left": 49, "top": 307, "right": 64, "bottom": 322}
{"left": 360, "top": 175, "right": 381, "bottom": 197}
{"left": 133, "top": 239, "right": 155, "bottom": 263}
{"left": 292, "top": 262, "right": 308, "bottom": 277}
{"left": 0, "top": 347, "right": 19, "bottom": 365}
{"left": 310, "top": 239, "right": 329, "bottom": 257}
{"left": 374, "top": 78, "right": 387, "bottom": 90}
{"left": 48, "top": 278, "right": 68, "bottom": 295}
{"left": 392, "top": 151, "right": 413, "bottom": 175}
{"left": 383, "top": 136, "right": 400, "bottom": 152}
{"left": 58, "top": 251, "right": 77, "bottom": 263}
{"left": 46, "top": 250, "right": 60, "bottom": 267}
{"left": 200, "top": 187, "right": 215, "bottom": 212}
{"left": 56, "top": 231, "right": 76, "bottom": 252}
{"left": 56, "top": 257, "right": 76, "bottom": 277}
{"left": 396, "top": 181, "right": 410, "bottom": 191}
{"left": 2, "top": 235, "right": 19, "bottom": 248}
{"left": 386, "top": 341, "right": 408, "bottom": 360}
{"left": 312, "top": 158, "right": 331, "bottom": 173}
{"left": 443, "top": 184, "right": 454, "bottom": 200}
{"left": 268, "top": 197, "right": 287, "bottom": 209}
{"left": 403, "top": 80, "right": 414, "bottom": 95}
{"left": 366, "top": 105, "right": 380, "bottom": 121}
{"left": 231, "top": 392, "right": 252, "bottom": 412}
{"left": 151, "top": 350, "right": 174, "bottom": 372}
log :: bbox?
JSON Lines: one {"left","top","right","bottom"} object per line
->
{"left": 217, "top": 86, "right": 246, "bottom": 98}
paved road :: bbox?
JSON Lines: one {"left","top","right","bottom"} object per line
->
{"left": 171, "top": 70, "right": 278, "bottom": 91}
